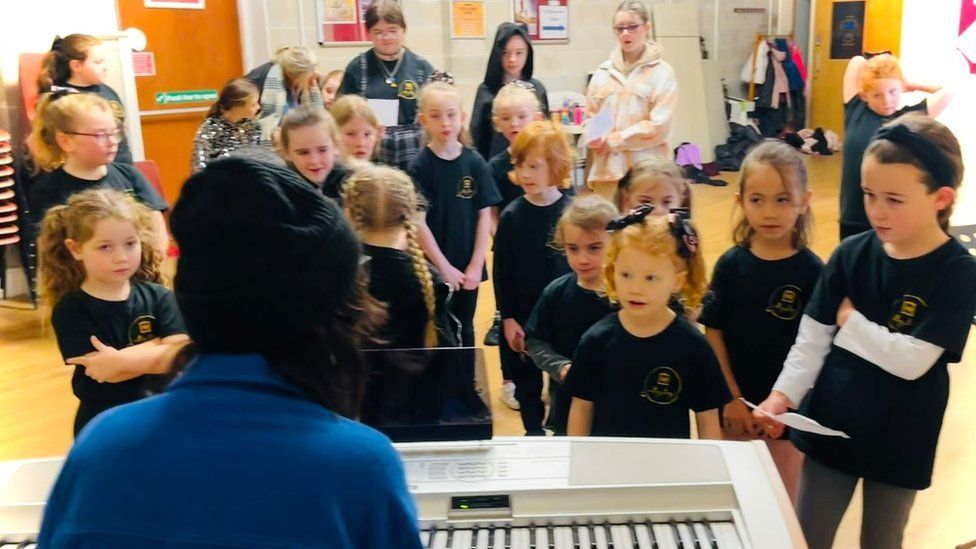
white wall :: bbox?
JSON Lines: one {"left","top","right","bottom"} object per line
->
{"left": 900, "top": 0, "right": 976, "bottom": 225}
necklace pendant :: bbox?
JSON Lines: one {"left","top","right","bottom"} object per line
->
{"left": 386, "top": 77, "right": 395, "bottom": 86}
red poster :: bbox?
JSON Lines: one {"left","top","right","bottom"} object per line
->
{"left": 960, "top": 0, "right": 976, "bottom": 74}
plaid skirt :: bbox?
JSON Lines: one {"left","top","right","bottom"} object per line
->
{"left": 377, "top": 123, "right": 422, "bottom": 171}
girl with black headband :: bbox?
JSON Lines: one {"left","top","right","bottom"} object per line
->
{"left": 755, "top": 113, "right": 975, "bottom": 549}
{"left": 565, "top": 206, "right": 730, "bottom": 439}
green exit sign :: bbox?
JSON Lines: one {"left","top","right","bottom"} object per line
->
{"left": 155, "top": 90, "right": 218, "bottom": 104}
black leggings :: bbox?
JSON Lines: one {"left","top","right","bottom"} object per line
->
{"left": 449, "top": 288, "right": 479, "bottom": 347}
{"left": 500, "top": 334, "right": 545, "bottom": 435}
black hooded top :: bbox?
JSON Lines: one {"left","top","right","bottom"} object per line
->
{"left": 470, "top": 23, "right": 550, "bottom": 161}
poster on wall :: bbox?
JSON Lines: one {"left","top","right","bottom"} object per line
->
{"left": 318, "top": 0, "right": 400, "bottom": 44}
{"left": 451, "top": 1, "right": 485, "bottom": 39}
{"left": 145, "top": 0, "right": 204, "bottom": 8}
{"left": 830, "top": 1, "right": 864, "bottom": 59}
{"left": 958, "top": 0, "right": 976, "bottom": 74}
{"left": 513, "top": 0, "right": 568, "bottom": 42}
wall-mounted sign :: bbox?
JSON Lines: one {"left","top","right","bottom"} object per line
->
{"left": 155, "top": 90, "right": 217, "bottom": 104}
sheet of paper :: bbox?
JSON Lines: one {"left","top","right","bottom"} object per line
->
{"left": 741, "top": 398, "right": 850, "bottom": 439}
{"left": 582, "top": 108, "right": 613, "bottom": 146}
{"left": 367, "top": 99, "right": 400, "bottom": 128}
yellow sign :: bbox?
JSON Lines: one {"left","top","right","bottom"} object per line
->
{"left": 452, "top": 1, "right": 485, "bottom": 39}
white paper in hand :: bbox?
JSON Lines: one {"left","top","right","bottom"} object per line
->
{"left": 367, "top": 99, "right": 400, "bottom": 128}
{"left": 582, "top": 109, "right": 613, "bottom": 146}
{"left": 741, "top": 398, "right": 850, "bottom": 439}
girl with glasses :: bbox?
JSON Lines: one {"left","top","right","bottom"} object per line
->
{"left": 27, "top": 91, "right": 169, "bottom": 254}
{"left": 585, "top": 0, "right": 679, "bottom": 201}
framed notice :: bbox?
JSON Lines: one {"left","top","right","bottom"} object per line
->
{"left": 513, "top": 0, "right": 568, "bottom": 42}
{"left": 145, "top": 0, "right": 204, "bottom": 8}
{"left": 451, "top": 1, "right": 485, "bottom": 39}
{"left": 830, "top": 1, "right": 864, "bottom": 59}
{"left": 318, "top": 0, "right": 401, "bottom": 45}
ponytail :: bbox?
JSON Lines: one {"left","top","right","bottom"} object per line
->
{"left": 37, "top": 205, "right": 83, "bottom": 307}
{"left": 37, "top": 34, "right": 101, "bottom": 92}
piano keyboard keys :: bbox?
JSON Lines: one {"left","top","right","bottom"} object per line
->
{"left": 419, "top": 521, "right": 742, "bottom": 549}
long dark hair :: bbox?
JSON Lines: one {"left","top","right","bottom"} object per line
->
{"left": 38, "top": 34, "right": 101, "bottom": 91}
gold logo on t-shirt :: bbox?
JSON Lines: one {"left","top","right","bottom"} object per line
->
{"left": 128, "top": 314, "right": 158, "bottom": 345}
{"left": 457, "top": 176, "right": 476, "bottom": 199}
{"left": 398, "top": 80, "right": 418, "bottom": 100}
{"left": 640, "top": 366, "right": 682, "bottom": 405}
{"left": 888, "top": 295, "right": 927, "bottom": 332}
{"left": 766, "top": 285, "right": 803, "bottom": 320}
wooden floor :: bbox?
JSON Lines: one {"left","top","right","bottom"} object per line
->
{"left": 2, "top": 154, "right": 975, "bottom": 548}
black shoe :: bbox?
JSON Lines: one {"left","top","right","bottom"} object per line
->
{"left": 484, "top": 311, "right": 501, "bottom": 346}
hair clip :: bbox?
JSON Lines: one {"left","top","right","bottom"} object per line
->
{"left": 606, "top": 204, "right": 653, "bottom": 231}
{"left": 874, "top": 124, "right": 955, "bottom": 187}
{"left": 667, "top": 208, "right": 699, "bottom": 258}
{"left": 508, "top": 80, "right": 536, "bottom": 91}
{"left": 50, "top": 35, "right": 64, "bottom": 52}
{"left": 428, "top": 70, "right": 455, "bottom": 85}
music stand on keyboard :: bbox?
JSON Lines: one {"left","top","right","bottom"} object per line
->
{"left": 948, "top": 224, "right": 976, "bottom": 325}
{"left": 361, "top": 347, "right": 493, "bottom": 443}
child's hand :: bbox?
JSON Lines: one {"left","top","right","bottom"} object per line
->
{"left": 836, "top": 297, "right": 854, "bottom": 327}
{"left": 558, "top": 363, "right": 571, "bottom": 382}
{"left": 461, "top": 263, "right": 481, "bottom": 291}
{"left": 440, "top": 264, "right": 466, "bottom": 291}
{"left": 586, "top": 137, "right": 609, "bottom": 154}
{"left": 503, "top": 319, "right": 526, "bottom": 354}
{"left": 723, "top": 398, "right": 760, "bottom": 436}
{"left": 753, "top": 391, "right": 792, "bottom": 439}
{"left": 68, "top": 336, "right": 139, "bottom": 383}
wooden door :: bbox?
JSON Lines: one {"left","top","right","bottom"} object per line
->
{"left": 117, "top": 0, "right": 244, "bottom": 202}
{"left": 809, "top": 0, "right": 903, "bottom": 138}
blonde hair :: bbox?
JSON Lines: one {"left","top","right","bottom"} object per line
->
{"left": 859, "top": 54, "right": 904, "bottom": 94}
{"left": 614, "top": 0, "right": 650, "bottom": 23}
{"left": 29, "top": 92, "right": 114, "bottom": 173}
{"left": 322, "top": 69, "right": 344, "bottom": 87}
{"left": 734, "top": 141, "right": 812, "bottom": 249}
{"left": 280, "top": 106, "right": 340, "bottom": 151}
{"left": 274, "top": 46, "right": 318, "bottom": 79}
{"left": 38, "top": 188, "right": 163, "bottom": 307}
{"left": 552, "top": 195, "right": 618, "bottom": 250}
{"left": 492, "top": 83, "right": 541, "bottom": 118}
{"left": 604, "top": 215, "right": 707, "bottom": 310}
{"left": 865, "top": 113, "right": 964, "bottom": 230}
{"left": 510, "top": 120, "right": 574, "bottom": 189}
{"left": 38, "top": 34, "right": 102, "bottom": 92}
{"left": 616, "top": 157, "right": 689, "bottom": 212}
{"left": 341, "top": 166, "right": 438, "bottom": 347}
{"left": 418, "top": 81, "right": 462, "bottom": 112}
{"left": 331, "top": 95, "right": 381, "bottom": 129}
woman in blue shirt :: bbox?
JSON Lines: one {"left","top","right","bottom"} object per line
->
{"left": 37, "top": 158, "right": 423, "bottom": 548}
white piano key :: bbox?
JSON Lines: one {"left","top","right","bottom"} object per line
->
{"left": 676, "top": 523, "right": 696, "bottom": 548}
{"left": 534, "top": 527, "right": 549, "bottom": 549}
{"left": 577, "top": 525, "right": 592, "bottom": 549}
{"left": 451, "top": 529, "right": 473, "bottom": 549}
{"left": 432, "top": 530, "right": 449, "bottom": 549}
{"left": 592, "top": 525, "right": 610, "bottom": 549}
{"left": 493, "top": 528, "right": 507, "bottom": 549}
{"left": 634, "top": 524, "right": 654, "bottom": 549}
{"left": 512, "top": 527, "right": 533, "bottom": 549}
{"left": 693, "top": 522, "right": 715, "bottom": 549}
{"left": 421, "top": 530, "right": 431, "bottom": 547}
{"left": 710, "top": 523, "right": 743, "bottom": 549}
{"left": 652, "top": 524, "right": 679, "bottom": 549}
{"left": 554, "top": 526, "right": 574, "bottom": 549}
{"left": 611, "top": 524, "right": 634, "bottom": 548}
{"left": 475, "top": 528, "right": 490, "bottom": 549}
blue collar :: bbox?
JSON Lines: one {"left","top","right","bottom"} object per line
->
{"left": 168, "top": 353, "right": 311, "bottom": 401}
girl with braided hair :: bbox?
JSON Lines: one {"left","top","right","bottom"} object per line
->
{"left": 341, "top": 165, "right": 453, "bottom": 349}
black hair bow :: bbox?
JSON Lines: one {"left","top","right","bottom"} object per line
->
{"left": 428, "top": 70, "right": 455, "bottom": 85}
{"left": 668, "top": 208, "right": 699, "bottom": 259}
{"left": 606, "top": 204, "right": 653, "bottom": 231}
{"left": 51, "top": 36, "right": 64, "bottom": 52}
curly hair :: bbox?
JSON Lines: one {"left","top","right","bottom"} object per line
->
{"left": 37, "top": 188, "right": 163, "bottom": 307}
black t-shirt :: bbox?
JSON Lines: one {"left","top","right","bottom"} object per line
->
{"left": 840, "top": 96, "right": 927, "bottom": 232}
{"left": 524, "top": 272, "right": 617, "bottom": 367}
{"left": 793, "top": 232, "right": 976, "bottom": 489}
{"left": 699, "top": 246, "right": 824, "bottom": 403}
{"left": 339, "top": 49, "right": 434, "bottom": 127}
{"left": 408, "top": 147, "right": 501, "bottom": 280}
{"left": 565, "top": 314, "right": 732, "bottom": 438}
{"left": 51, "top": 282, "right": 186, "bottom": 425}
{"left": 493, "top": 194, "right": 572, "bottom": 323}
{"left": 487, "top": 149, "right": 524, "bottom": 213}
{"left": 363, "top": 244, "right": 452, "bottom": 349}
{"left": 28, "top": 163, "right": 167, "bottom": 237}
{"left": 290, "top": 161, "right": 354, "bottom": 204}
{"left": 59, "top": 82, "right": 133, "bottom": 164}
